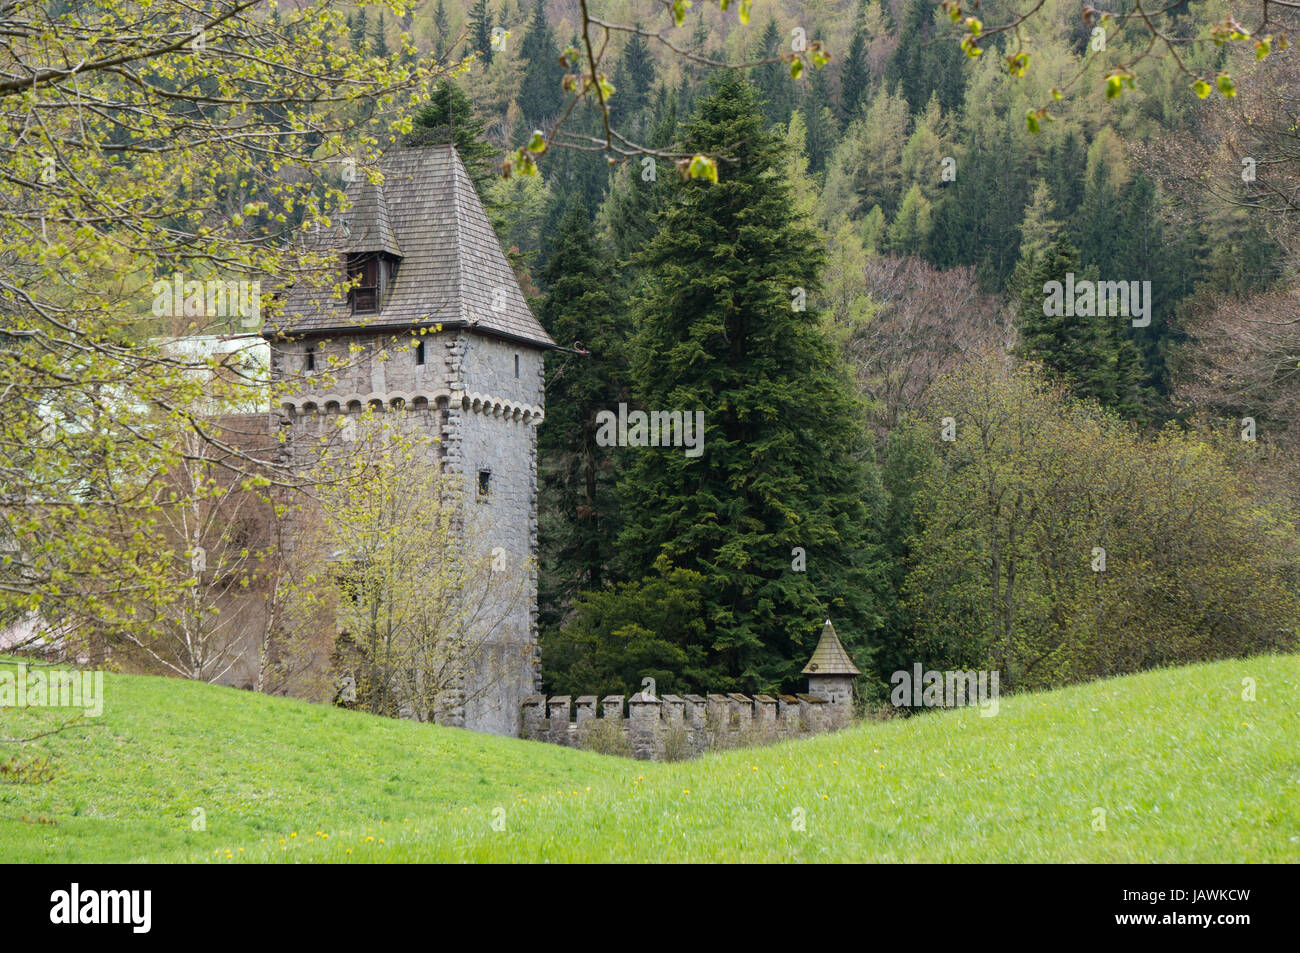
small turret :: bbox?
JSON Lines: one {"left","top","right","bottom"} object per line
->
{"left": 802, "top": 619, "right": 859, "bottom": 708}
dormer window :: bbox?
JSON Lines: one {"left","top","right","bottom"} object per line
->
{"left": 347, "top": 254, "right": 380, "bottom": 314}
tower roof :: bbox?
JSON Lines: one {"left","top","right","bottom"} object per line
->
{"left": 269, "top": 144, "right": 555, "bottom": 349}
{"left": 801, "top": 619, "right": 861, "bottom": 676}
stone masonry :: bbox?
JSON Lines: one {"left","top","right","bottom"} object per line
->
{"left": 521, "top": 690, "right": 850, "bottom": 760}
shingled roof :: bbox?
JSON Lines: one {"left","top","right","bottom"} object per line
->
{"left": 802, "top": 619, "right": 861, "bottom": 676}
{"left": 268, "top": 144, "right": 555, "bottom": 348}
{"left": 340, "top": 179, "right": 401, "bottom": 258}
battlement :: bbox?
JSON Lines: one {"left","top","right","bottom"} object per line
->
{"left": 278, "top": 387, "right": 544, "bottom": 424}
{"left": 521, "top": 621, "right": 861, "bottom": 759}
{"left": 520, "top": 689, "right": 852, "bottom": 760}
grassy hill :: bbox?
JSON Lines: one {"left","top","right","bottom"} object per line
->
{"left": 1, "top": 655, "right": 1297, "bottom": 862}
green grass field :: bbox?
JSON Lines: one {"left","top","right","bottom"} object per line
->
{"left": 1, "top": 655, "right": 1296, "bottom": 862}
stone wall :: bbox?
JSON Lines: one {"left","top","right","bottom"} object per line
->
{"left": 521, "top": 690, "right": 853, "bottom": 760}
{"left": 446, "top": 332, "right": 544, "bottom": 736}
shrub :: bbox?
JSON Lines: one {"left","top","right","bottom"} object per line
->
{"left": 580, "top": 718, "right": 633, "bottom": 758}
{"left": 660, "top": 724, "right": 693, "bottom": 762}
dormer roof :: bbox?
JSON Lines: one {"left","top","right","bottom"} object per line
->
{"left": 268, "top": 144, "right": 555, "bottom": 349}
{"left": 340, "top": 179, "right": 402, "bottom": 258}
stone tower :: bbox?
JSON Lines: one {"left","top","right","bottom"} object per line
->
{"left": 802, "top": 619, "right": 859, "bottom": 710}
{"left": 265, "top": 144, "right": 555, "bottom": 736}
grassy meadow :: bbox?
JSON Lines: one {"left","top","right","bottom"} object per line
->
{"left": 1, "top": 655, "right": 1296, "bottom": 862}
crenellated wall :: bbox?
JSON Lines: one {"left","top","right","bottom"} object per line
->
{"left": 520, "top": 690, "right": 853, "bottom": 760}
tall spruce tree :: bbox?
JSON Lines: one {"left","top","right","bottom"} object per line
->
{"left": 612, "top": 27, "right": 656, "bottom": 130}
{"left": 406, "top": 81, "right": 497, "bottom": 187}
{"left": 432, "top": 0, "right": 450, "bottom": 58}
{"left": 350, "top": 8, "right": 368, "bottom": 52}
{"left": 802, "top": 68, "right": 835, "bottom": 177}
{"left": 617, "top": 75, "right": 891, "bottom": 693}
{"left": 518, "top": 0, "right": 565, "bottom": 123}
{"left": 405, "top": 81, "right": 510, "bottom": 240}
{"left": 598, "top": 92, "right": 677, "bottom": 265}
{"left": 535, "top": 38, "right": 616, "bottom": 217}
{"left": 1106, "top": 174, "right": 1191, "bottom": 398}
{"left": 839, "top": 29, "right": 868, "bottom": 121}
{"left": 1045, "top": 130, "right": 1087, "bottom": 221}
{"left": 753, "top": 18, "right": 794, "bottom": 129}
{"left": 536, "top": 202, "right": 626, "bottom": 627}
{"left": 468, "top": 0, "right": 494, "bottom": 65}
{"left": 1014, "top": 239, "right": 1148, "bottom": 418}
{"left": 928, "top": 116, "right": 1032, "bottom": 290}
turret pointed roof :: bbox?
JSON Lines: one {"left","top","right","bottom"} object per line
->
{"left": 801, "top": 619, "right": 861, "bottom": 676}
{"left": 269, "top": 144, "right": 554, "bottom": 348}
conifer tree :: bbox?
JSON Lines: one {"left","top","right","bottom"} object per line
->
{"left": 1045, "top": 130, "right": 1087, "bottom": 220}
{"left": 350, "top": 8, "right": 368, "bottom": 52}
{"left": 432, "top": 0, "right": 450, "bottom": 59}
{"left": 407, "top": 82, "right": 497, "bottom": 189}
{"left": 839, "top": 29, "right": 868, "bottom": 121}
{"left": 802, "top": 67, "right": 836, "bottom": 177}
{"left": 1073, "top": 164, "right": 1190, "bottom": 400}
{"left": 533, "top": 35, "right": 618, "bottom": 217}
{"left": 536, "top": 202, "right": 626, "bottom": 625}
{"left": 753, "top": 18, "right": 794, "bottom": 129}
{"left": 518, "top": 0, "right": 565, "bottom": 123}
{"left": 406, "top": 81, "right": 510, "bottom": 241}
{"left": 598, "top": 93, "right": 676, "bottom": 265}
{"left": 886, "top": 183, "right": 933, "bottom": 255}
{"left": 1073, "top": 159, "right": 1121, "bottom": 277}
{"left": 1014, "top": 239, "right": 1148, "bottom": 418}
{"left": 612, "top": 27, "right": 656, "bottom": 129}
{"left": 468, "top": 0, "right": 494, "bottom": 66}
{"left": 1016, "top": 179, "right": 1064, "bottom": 265}
{"left": 617, "top": 75, "right": 892, "bottom": 692}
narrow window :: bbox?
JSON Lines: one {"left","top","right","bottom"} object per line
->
{"left": 514, "top": 353, "right": 520, "bottom": 378}
{"left": 415, "top": 340, "right": 426, "bottom": 365}
{"left": 305, "top": 346, "right": 316, "bottom": 371}
{"left": 477, "top": 469, "right": 491, "bottom": 499}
